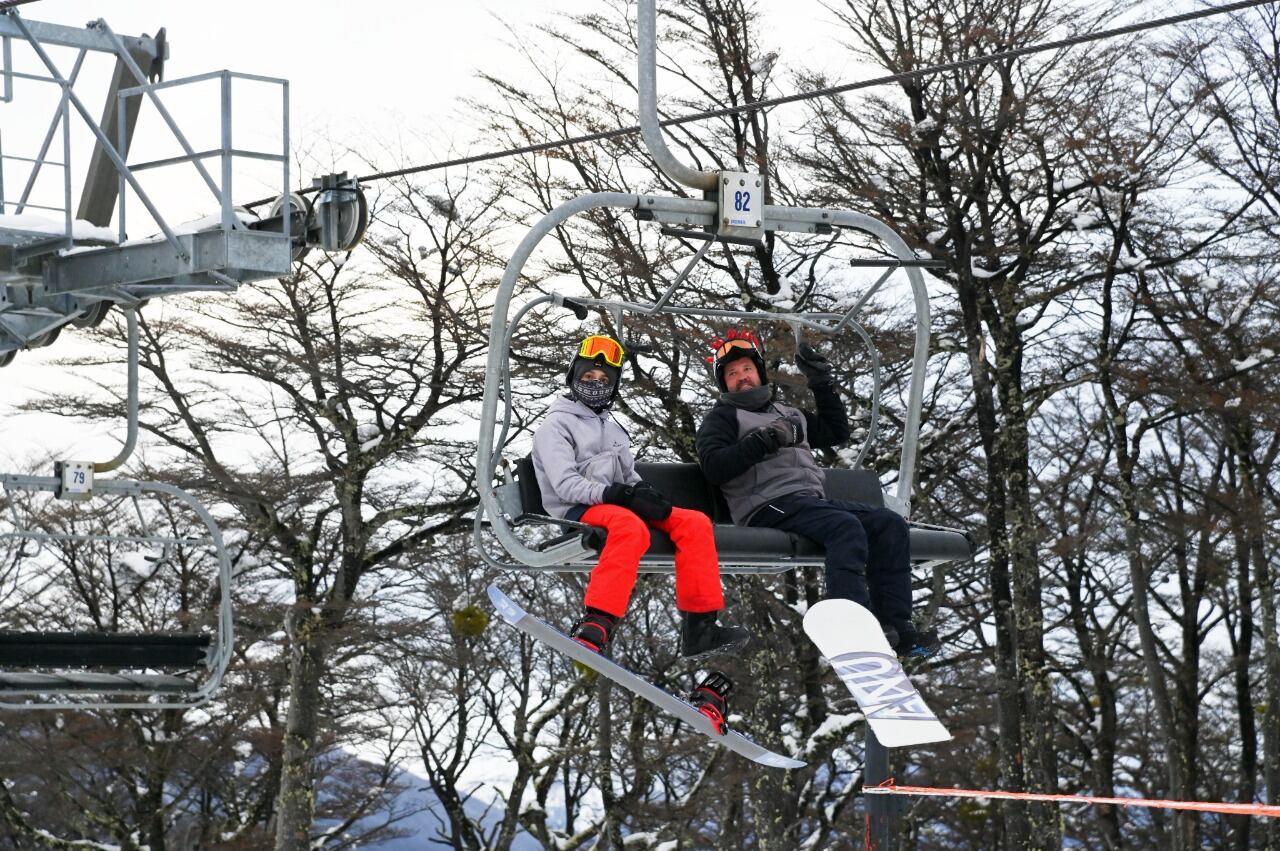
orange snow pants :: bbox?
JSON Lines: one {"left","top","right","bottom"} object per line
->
{"left": 579, "top": 504, "right": 724, "bottom": 618}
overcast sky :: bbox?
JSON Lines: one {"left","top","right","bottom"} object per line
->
{"left": 2, "top": 0, "right": 859, "bottom": 459}
{"left": 9, "top": 0, "right": 854, "bottom": 155}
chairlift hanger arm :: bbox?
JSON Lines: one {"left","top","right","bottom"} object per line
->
{"left": 636, "top": 0, "right": 717, "bottom": 193}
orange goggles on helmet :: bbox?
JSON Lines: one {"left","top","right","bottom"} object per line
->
{"left": 712, "top": 337, "right": 759, "bottom": 362}
{"left": 577, "top": 335, "right": 625, "bottom": 367}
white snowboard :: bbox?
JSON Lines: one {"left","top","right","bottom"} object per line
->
{"left": 487, "top": 584, "right": 805, "bottom": 770}
{"left": 803, "top": 598, "right": 951, "bottom": 748}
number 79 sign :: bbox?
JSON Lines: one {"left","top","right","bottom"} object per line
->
{"left": 54, "top": 460, "right": 94, "bottom": 501}
{"left": 719, "top": 171, "right": 765, "bottom": 240}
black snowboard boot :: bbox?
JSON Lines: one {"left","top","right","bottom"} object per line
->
{"left": 680, "top": 610, "right": 751, "bottom": 659}
{"left": 570, "top": 608, "right": 618, "bottom": 654}
{"left": 881, "top": 624, "right": 900, "bottom": 651}
{"left": 689, "top": 671, "right": 734, "bottom": 735}
{"left": 896, "top": 625, "right": 941, "bottom": 663}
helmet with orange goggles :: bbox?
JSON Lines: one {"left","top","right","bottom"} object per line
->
{"left": 707, "top": 329, "right": 767, "bottom": 391}
{"left": 566, "top": 334, "right": 626, "bottom": 407}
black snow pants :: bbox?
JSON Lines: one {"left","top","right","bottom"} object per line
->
{"left": 748, "top": 493, "right": 913, "bottom": 632}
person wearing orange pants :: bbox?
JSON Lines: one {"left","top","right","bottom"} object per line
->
{"left": 579, "top": 504, "right": 723, "bottom": 616}
{"left": 531, "top": 334, "right": 750, "bottom": 658}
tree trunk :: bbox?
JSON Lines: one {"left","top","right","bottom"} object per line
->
{"left": 596, "top": 676, "right": 623, "bottom": 851}
{"left": 272, "top": 609, "right": 326, "bottom": 851}
{"left": 1229, "top": 512, "right": 1256, "bottom": 851}
{"left": 1001, "top": 365, "right": 1061, "bottom": 847}
{"left": 1110, "top": 426, "right": 1187, "bottom": 851}
{"left": 952, "top": 277, "right": 1028, "bottom": 849}
{"left": 1066, "top": 551, "right": 1123, "bottom": 849}
{"left": 1233, "top": 423, "right": 1280, "bottom": 851}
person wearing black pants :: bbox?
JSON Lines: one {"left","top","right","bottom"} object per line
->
{"left": 748, "top": 494, "right": 913, "bottom": 640}
{"left": 693, "top": 329, "right": 938, "bottom": 658}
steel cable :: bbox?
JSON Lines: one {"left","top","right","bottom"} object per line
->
{"left": 246, "top": 0, "right": 1274, "bottom": 206}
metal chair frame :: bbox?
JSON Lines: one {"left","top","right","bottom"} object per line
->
{"left": 472, "top": 0, "right": 960, "bottom": 577}
{"left": 0, "top": 308, "right": 233, "bottom": 710}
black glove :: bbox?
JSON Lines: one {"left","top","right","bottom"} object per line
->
{"left": 603, "top": 482, "right": 633, "bottom": 506}
{"left": 795, "top": 343, "right": 835, "bottom": 388}
{"left": 628, "top": 481, "right": 673, "bottom": 521}
{"left": 602, "top": 481, "right": 673, "bottom": 521}
{"left": 744, "top": 416, "right": 802, "bottom": 456}
{"left": 766, "top": 415, "right": 802, "bottom": 448}
{"left": 743, "top": 424, "right": 781, "bottom": 456}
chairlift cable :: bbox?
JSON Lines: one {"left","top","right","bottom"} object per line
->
{"left": 245, "top": 0, "right": 1273, "bottom": 208}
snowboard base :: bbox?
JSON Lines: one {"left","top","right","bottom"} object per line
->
{"left": 803, "top": 598, "right": 951, "bottom": 748}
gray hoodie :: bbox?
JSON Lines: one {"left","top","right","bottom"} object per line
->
{"left": 532, "top": 397, "right": 641, "bottom": 520}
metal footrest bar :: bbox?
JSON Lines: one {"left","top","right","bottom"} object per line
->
{"left": 0, "top": 671, "right": 197, "bottom": 694}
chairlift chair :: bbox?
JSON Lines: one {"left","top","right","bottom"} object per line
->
{"left": 472, "top": 3, "right": 968, "bottom": 841}
{"left": 472, "top": 0, "right": 973, "bottom": 577}
{"left": 0, "top": 309, "right": 232, "bottom": 710}
{"left": 476, "top": 287, "right": 974, "bottom": 574}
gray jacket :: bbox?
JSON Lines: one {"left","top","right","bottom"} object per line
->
{"left": 532, "top": 397, "right": 641, "bottom": 520}
{"left": 695, "top": 384, "right": 851, "bottom": 524}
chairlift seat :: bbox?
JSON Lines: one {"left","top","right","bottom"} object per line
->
{"left": 510, "top": 456, "right": 973, "bottom": 567}
{"left": 0, "top": 631, "right": 210, "bottom": 669}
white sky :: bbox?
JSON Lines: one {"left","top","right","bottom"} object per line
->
{"left": 0, "top": 0, "right": 1211, "bottom": 460}
{"left": 0, "top": 0, "right": 856, "bottom": 461}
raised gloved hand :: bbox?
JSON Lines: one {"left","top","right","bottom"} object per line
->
{"left": 602, "top": 481, "right": 673, "bottom": 521}
{"left": 795, "top": 343, "right": 835, "bottom": 388}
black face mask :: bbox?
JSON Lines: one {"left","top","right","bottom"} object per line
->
{"left": 571, "top": 378, "right": 613, "bottom": 410}
{"left": 720, "top": 383, "right": 773, "bottom": 410}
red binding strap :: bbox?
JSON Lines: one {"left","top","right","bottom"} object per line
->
{"left": 694, "top": 688, "right": 728, "bottom": 735}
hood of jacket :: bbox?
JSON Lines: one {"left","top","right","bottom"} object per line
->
{"left": 548, "top": 395, "right": 609, "bottom": 420}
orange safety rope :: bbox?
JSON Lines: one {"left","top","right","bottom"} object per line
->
{"left": 866, "top": 779, "right": 1280, "bottom": 818}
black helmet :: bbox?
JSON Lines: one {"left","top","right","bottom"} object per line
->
{"left": 709, "top": 329, "right": 767, "bottom": 391}
{"left": 565, "top": 334, "right": 625, "bottom": 405}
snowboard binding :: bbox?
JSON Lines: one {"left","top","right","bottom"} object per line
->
{"left": 897, "top": 628, "right": 942, "bottom": 667}
{"left": 569, "top": 611, "right": 617, "bottom": 654}
{"left": 689, "top": 671, "right": 734, "bottom": 735}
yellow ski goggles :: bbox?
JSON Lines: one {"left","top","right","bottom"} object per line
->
{"left": 577, "top": 335, "right": 625, "bottom": 367}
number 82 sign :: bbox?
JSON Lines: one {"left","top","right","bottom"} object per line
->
{"left": 719, "top": 171, "right": 766, "bottom": 239}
